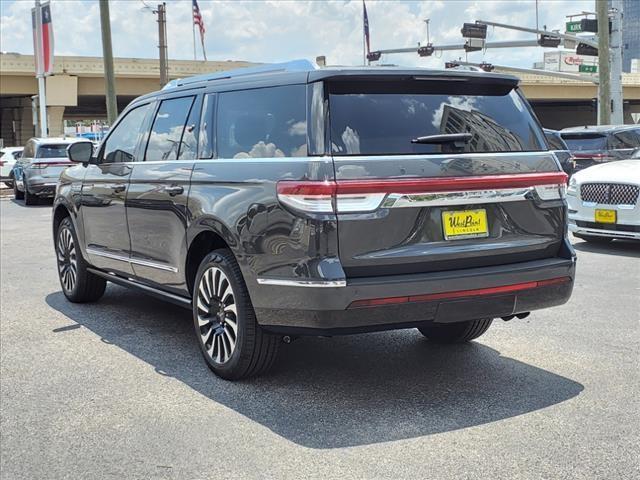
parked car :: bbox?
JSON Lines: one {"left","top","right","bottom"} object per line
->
{"left": 567, "top": 160, "right": 640, "bottom": 242}
{"left": 13, "top": 137, "right": 82, "bottom": 205}
{"left": 53, "top": 60, "right": 575, "bottom": 380}
{"left": 544, "top": 128, "right": 574, "bottom": 176}
{"left": 0, "top": 146, "right": 23, "bottom": 188}
{"left": 560, "top": 125, "right": 640, "bottom": 173}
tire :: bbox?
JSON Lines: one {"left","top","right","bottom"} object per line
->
{"left": 417, "top": 318, "right": 493, "bottom": 344}
{"left": 575, "top": 234, "right": 613, "bottom": 244}
{"left": 193, "top": 249, "right": 279, "bottom": 380}
{"left": 24, "top": 181, "right": 38, "bottom": 205}
{"left": 55, "top": 217, "right": 107, "bottom": 303}
{"left": 13, "top": 179, "right": 23, "bottom": 200}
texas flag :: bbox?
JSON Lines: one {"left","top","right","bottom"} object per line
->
{"left": 32, "top": 2, "right": 54, "bottom": 76}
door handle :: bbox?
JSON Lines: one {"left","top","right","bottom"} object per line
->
{"left": 111, "top": 184, "right": 126, "bottom": 193}
{"left": 162, "top": 185, "right": 184, "bottom": 196}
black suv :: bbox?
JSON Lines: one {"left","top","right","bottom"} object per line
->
{"left": 53, "top": 61, "right": 575, "bottom": 380}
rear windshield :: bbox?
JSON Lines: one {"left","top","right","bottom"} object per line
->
{"left": 36, "top": 144, "right": 70, "bottom": 158}
{"left": 328, "top": 81, "right": 545, "bottom": 156}
{"left": 560, "top": 134, "right": 607, "bottom": 151}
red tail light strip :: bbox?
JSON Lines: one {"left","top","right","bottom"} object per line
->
{"left": 348, "top": 276, "right": 572, "bottom": 309}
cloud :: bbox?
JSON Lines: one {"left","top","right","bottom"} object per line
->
{"left": 1, "top": 0, "right": 594, "bottom": 68}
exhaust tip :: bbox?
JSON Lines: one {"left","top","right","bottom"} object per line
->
{"left": 516, "top": 312, "right": 530, "bottom": 319}
{"left": 501, "top": 315, "right": 515, "bottom": 321}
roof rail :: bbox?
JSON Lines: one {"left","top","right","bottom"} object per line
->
{"left": 163, "top": 59, "right": 316, "bottom": 90}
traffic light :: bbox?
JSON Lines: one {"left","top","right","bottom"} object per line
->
{"left": 445, "top": 61, "right": 460, "bottom": 69}
{"left": 417, "top": 44, "right": 435, "bottom": 57}
{"left": 538, "top": 34, "right": 561, "bottom": 48}
{"left": 576, "top": 43, "right": 598, "bottom": 56}
{"left": 461, "top": 22, "right": 487, "bottom": 39}
{"left": 366, "top": 51, "right": 382, "bottom": 62}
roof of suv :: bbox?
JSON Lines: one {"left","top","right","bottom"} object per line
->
{"left": 27, "top": 137, "right": 83, "bottom": 145}
{"left": 560, "top": 125, "right": 639, "bottom": 134}
{"left": 141, "top": 59, "right": 520, "bottom": 101}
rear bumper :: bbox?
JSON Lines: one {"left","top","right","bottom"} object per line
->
{"left": 254, "top": 242, "right": 576, "bottom": 334}
{"left": 25, "top": 181, "right": 57, "bottom": 197}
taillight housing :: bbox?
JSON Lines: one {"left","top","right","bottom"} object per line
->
{"left": 277, "top": 172, "right": 568, "bottom": 214}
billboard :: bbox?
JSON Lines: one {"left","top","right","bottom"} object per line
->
{"left": 543, "top": 51, "right": 597, "bottom": 73}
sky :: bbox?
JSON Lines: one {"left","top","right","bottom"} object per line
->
{"left": 0, "top": 0, "right": 594, "bottom": 69}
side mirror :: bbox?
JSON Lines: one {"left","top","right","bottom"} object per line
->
{"left": 67, "top": 141, "right": 95, "bottom": 164}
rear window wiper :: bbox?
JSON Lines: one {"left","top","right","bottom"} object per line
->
{"left": 411, "top": 133, "right": 473, "bottom": 145}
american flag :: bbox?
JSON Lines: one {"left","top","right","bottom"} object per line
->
{"left": 192, "top": 0, "right": 207, "bottom": 60}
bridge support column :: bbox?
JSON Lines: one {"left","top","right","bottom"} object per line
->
{"left": 47, "top": 106, "right": 65, "bottom": 138}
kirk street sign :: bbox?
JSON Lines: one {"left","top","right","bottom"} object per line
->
{"left": 566, "top": 21, "right": 582, "bottom": 33}
{"left": 579, "top": 64, "right": 597, "bottom": 73}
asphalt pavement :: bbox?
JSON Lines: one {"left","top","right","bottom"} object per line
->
{"left": 1, "top": 197, "right": 638, "bottom": 479}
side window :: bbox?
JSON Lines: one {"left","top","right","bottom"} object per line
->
{"left": 178, "top": 97, "right": 201, "bottom": 160}
{"left": 199, "top": 93, "right": 215, "bottom": 159}
{"left": 102, "top": 103, "right": 152, "bottom": 163}
{"left": 612, "top": 130, "right": 640, "bottom": 149}
{"left": 217, "top": 85, "right": 307, "bottom": 159}
{"left": 23, "top": 141, "right": 35, "bottom": 159}
{"left": 145, "top": 96, "right": 195, "bottom": 161}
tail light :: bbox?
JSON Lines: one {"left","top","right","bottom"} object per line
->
{"left": 573, "top": 153, "right": 609, "bottom": 162}
{"left": 0, "top": 160, "right": 5, "bottom": 167}
{"left": 277, "top": 172, "right": 568, "bottom": 214}
{"left": 28, "top": 161, "right": 69, "bottom": 170}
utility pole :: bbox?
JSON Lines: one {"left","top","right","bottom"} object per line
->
{"left": 34, "top": 0, "right": 48, "bottom": 137}
{"left": 99, "top": 0, "right": 118, "bottom": 125}
{"left": 609, "top": 0, "right": 624, "bottom": 124}
{"left": 157, "top": 3, "right": 169, "bottom": 87}
{"left": 596, "top": 0, "right": 611, "bottom": 125}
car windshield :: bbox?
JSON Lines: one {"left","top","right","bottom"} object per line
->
{"left": 561, "top": 134, "right": 607, "bottom": 151}
{"left": 36, "top": 144, "right": 70, "bottom": 158}
{"left": 327, "top": 80, "right": 546, "bottom": 156}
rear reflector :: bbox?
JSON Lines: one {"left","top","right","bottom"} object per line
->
{"left": 348, "top": 276, "right": 572, "bottom": 308}
{"left": 277, "top": 172, "right": 568, "bottom": 213}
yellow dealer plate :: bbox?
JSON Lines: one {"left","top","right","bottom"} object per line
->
{"left": 442, "top": 209, "right": 489, "bottom": 240}
{"left": 595, "top": 209, "right": 616, "bottom": 224}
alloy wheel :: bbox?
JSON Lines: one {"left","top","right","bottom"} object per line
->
{"left": 196, "top": 266, "right": 238, "bottom": 364}
{"left": 57, "top": 226, "right": 77, "bottom": 293}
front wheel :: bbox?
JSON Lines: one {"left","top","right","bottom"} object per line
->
{"left": 56, "top": 217, "right": 106, "bottom": 303}
{"left": 193, "top": 249, "right": 279, "bottom": 380}
{"left": 417, "top": 318, "right": 493, "bottom": 344}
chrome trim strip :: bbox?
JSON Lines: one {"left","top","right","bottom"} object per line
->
{"left": 192, "top": 156, "right": 331, "bottom": 164}
{"left": 332, "top": 151, "right": 555, "bottom": 162}
{"left": 382, "top": 187, "right": 533, "bottom": 208}
{"left": 86, "top": 248, "right": 178, "bottom": 273}
{"left": 257, "top": 278, "right": 347, "bottom": 288}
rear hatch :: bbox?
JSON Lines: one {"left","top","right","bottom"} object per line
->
{"left": 34, "top": 144, "right": 73, "bottom": 178}
{"left": 560, "top": 132, "right": 610, "bottom": 171}
{"left": 325, "top": 75, "right": 567, "bottom": 277}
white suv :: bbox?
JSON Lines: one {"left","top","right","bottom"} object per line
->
{"left": 568, "top": 160, "right": 640, "bottom": 242}
{"left": 0, "top": 147, "right": 23, "bottom": 188}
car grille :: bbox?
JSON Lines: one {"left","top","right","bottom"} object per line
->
{"left": 580, "top": 183, "right": 640, "bottom": 205}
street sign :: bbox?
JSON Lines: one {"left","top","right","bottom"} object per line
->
{"left": 566, "top": 21, "right": 582, "bottom": 33}
{"left": 579, "top": 65, "right": 597, "bottom": 73}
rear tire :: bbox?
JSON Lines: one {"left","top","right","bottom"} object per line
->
{"left": 193, "top": 249, "right": 279, "bottom": 380}
{"left": 13, "top": 180, "right": 23, "bottom": 200}
{"left": 56, "top": 217, "right": 106, "bottom": 303}
{"left": 418, "top": 318, "right": 493, "bottom": 344}
{"left": 24, "top": 181, "right": 37, "bottom": 205}
{"left": 575, "top": 234, "right": 613, "bottom": 244}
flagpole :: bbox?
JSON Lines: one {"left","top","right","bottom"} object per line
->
{"left": 362, "top": 2, "right": 366, "bottom": 65}
{"left": 192, "top": 18, "right": 196, "bottom": 60}
{"left": 35, "top": 0, "right": 47, "bottom": 137}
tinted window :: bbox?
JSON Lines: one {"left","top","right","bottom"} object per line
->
{"left": 217, "top": 85, "right": 307, "bottom": 159}
{"left": 13, "top": 151, "right": 23, "bottom": 160}
{"left": 328, "top": 82, "right": 545, "bottom": 155}
{"left": 561, "top": 134, "right": 607, "bottom": 151}
{"left": 545, "top": 131, "right": 566, "bottom": 150}
{"left": 199, "top": 94, "right": 215, "bottom": 159}
{"left": 36, "top": 144, "right": 69, "bottom": 158}
{"left": 102, "top": 103, "right": 152, "bottom": 163}
{"left": 178, "top": 97, "right": 200, "bottom": 160}
{"left": 23, "top": 141, "right": 35, "bottom": 158}
{"left": 611, "top": 129, "right": 640, "bottom": 149}
{"left": 146, "top": 96, "right": 195, "bottom": 161}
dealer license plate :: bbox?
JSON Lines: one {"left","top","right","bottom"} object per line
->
{"left": 595, "top": 209, "right": 616, "bottom": 224}
{"left": 442, "top": 209, "right": 489, "bottom": 240}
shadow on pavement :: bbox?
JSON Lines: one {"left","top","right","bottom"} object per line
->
{"left": 572, "top": 238, "right": 640, "bottom": 258}
{"left": 46, "top": 287, "right": 584, "bottom": 449}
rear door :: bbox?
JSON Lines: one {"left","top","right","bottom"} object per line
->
{"left": 325, "top": 77, "right": 567, "bottom": 277}
{"left": 33, "top": 143, "right": 73, "bottom": 179}
{"left": 126, "top": 94, "right": 200, "bottom": 295}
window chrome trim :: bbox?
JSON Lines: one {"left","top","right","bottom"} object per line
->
{"left": 257, "top": 278, "right": 347, "bottom": 288}
{"left": 86, "top": 248, "right": 178, "bottom": 273}
{"left": 382, "top": 187, "right": 533, "bottom": 208}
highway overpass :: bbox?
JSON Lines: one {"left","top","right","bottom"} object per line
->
{"left": 1, "top": 52, "right": 639, "bottom": 147}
